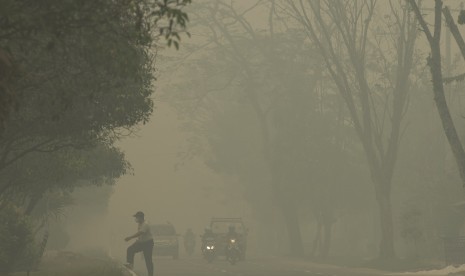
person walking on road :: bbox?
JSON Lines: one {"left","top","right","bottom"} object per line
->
{"left": 184, "top": 228, "right": 196, "bottom": 256}
{"left": 124, "top": 211, "right": 154, "bottom": 276}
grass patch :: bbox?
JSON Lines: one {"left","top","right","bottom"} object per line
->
{"left": 9, "top": 251, "right": 126, "bottom": 276}
{"left": 363, "top": 257, "right": 443, "bottom": 272}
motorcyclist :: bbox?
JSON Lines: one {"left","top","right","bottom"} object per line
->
{"left": 199, "top": 227, "right": 216, "bottom": 261}
{"left": 224, "top": 225, "right": 241, "bottom": 261}
{"left": 225, "top": 225, "right": 240, "bottom": 249}
{"left": 225, "top": 225, "right": 239, "bottom": 241}
{"left": 202, "top": 227, "right": 215, "bottom": 241}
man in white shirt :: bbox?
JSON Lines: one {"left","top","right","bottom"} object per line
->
{"left": 124, "top": 211, "right": 154, "bottom": 276}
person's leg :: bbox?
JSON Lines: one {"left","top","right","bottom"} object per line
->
{"left": 127, "top": 242, "right": 143, "bottom": 267}
{"left": 142, "top": 240, "right": 154, "bottom": 276}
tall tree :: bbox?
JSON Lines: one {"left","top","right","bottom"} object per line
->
{"left": 0, "top": 1, "right": 191, "bottom": 270}
{"left": 406, "top": 0, "right": 465, "bottom": 188}
{"left": 0, "top": 0, "right": 191, "bottom": 197}
{"left": 284, "top": 0, "right": 418, "bottom": 259}
{"left": 167, "top": 1, "right": 365, "bottom": 257}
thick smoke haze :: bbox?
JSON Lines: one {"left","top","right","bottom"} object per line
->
{"left": 6, "top": 1, "right": 465, "bottom": 276}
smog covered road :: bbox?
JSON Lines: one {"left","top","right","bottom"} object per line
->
{"left": 151, "top": 257, "right": 328, "bottom": 276}
{"left": 132, "top": 257, "right": 385, "bottom": 276}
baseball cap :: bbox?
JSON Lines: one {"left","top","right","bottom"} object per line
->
{"left": 133, "top": 211, "right": 144, "bottom": 218}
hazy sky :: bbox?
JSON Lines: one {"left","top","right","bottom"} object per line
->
{"left": 99, "top": 102, "right": 255, "bottom": 258}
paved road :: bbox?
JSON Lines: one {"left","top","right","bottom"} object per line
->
{"left": 130, "top": 256, "right": 386, "bottom": 276}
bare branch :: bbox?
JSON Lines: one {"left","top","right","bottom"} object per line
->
{"left": 406, "top": 0, "right": 434, "bottom": 43}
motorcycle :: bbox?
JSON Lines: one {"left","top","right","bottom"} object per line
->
{"left": 202, "top": 237, "right": 216, "bottom": 263}
{"left": 226, "top": 238, "right": 240, "bottom": 265}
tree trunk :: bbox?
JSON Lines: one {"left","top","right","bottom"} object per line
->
{"left": 408, "top": 0, "right": 465, "bottom": 187}
{"left": 430, "top": 7, "right": 465, "bottom": 186}
{"left": 312, "top": 219, "right": 322, "bottom": 257}
{"left": 321, "top": 218, "right": 333, "bottom": 258}
{"left": 430, "top": 66, "right": 465, "bottom": 185}
{"left": 375, "top": 184, "right": 395, "bottom": 259}
{"left": 282, "top": 202, "right": 305, "bottom": 257}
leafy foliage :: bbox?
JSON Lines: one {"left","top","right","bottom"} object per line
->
{"left": 458, "top": 10, "right": 465, "bottom": 25}
{"left": 0, "top": 0, "right": 191, "bottom": 199}
{"left": 0, "top": 0, "right": 191, "bottom": 268}
{"left": 0, "top": 205, "right": 37, "bottom": 273}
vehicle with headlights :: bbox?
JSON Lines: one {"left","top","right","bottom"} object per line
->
{"left": 151, "top": 223, "right": 179, "bottom": 259}
{"left": 209, "top": 217, "right": 248, "bottom": 260}
{"left": 201, "top": 236, "right": 217, "bottom": 263}
{"left": 226, "top": 237, "right": 241, "bottom": 265}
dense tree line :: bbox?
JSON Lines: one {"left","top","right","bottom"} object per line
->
{"left": 0, "top": 0, "right": 190, "bottom": 272}
{"left": 166, "top": 0, "right": 465, "bottom": 265}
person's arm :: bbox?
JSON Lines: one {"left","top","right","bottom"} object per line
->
{"left": 125, "top": 231, "right": 142, "bottom": 241}
{"left": 125, "top": 224, "right": 148, "bottom": 241}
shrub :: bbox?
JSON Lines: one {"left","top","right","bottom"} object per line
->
{"left": 0, "top": 205, "right": 37, "bottom": 273}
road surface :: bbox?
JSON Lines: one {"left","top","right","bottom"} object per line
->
{"left": 130, "top": 256, "right": 386, "bottom": 276}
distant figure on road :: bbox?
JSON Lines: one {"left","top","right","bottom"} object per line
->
{"left": 225, "top": 225, "right": 239, "bottom": 241}
{"left": 124, "top": 211, "right": 154, "bottom": 276}
{"left": 201, "top": 227, "right": 216, "bottom": 246}
{"left": 184, "top": 228, "right": 196, "bottom": 256}
{"left": 225, "top": 225, "right": 241, "bottom": 253}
